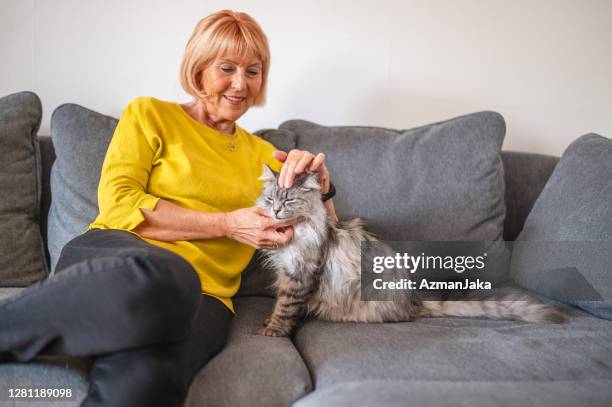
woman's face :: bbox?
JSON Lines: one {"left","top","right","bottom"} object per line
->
{"left": 199, "top": 55, "right": 263, "bottom": 123}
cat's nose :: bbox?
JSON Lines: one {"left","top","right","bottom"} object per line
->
{"left": 273, "top": 208, "right": 282, "bottom": 216}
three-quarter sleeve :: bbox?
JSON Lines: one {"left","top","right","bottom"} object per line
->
{"left": 95, "top": 100, "right": 162, "bottom": 231}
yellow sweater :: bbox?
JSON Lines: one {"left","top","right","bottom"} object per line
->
{"left": 87, "top": 96, "right": 283, "bottom": 313}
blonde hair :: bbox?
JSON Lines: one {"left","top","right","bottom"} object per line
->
{"left": 179, "top": 10, "right": 270, "bottom": 106}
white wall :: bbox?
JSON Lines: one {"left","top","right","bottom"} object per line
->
{"left": 1, "top": 0, "right": 610, "bottom": 156}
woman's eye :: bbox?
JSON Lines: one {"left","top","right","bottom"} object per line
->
{"left": 220, "top": 66, "right": 234, "bottom": 73}
{"left": 247, "top": 69, "right": 260, "bottom": 76}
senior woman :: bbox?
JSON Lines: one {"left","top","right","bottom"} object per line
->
{"left": 0, "top": 10, "right": 336, "bottom": 407}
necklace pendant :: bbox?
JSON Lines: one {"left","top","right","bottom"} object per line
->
{"left": 228, "top": 141, "right": 236, "bottom": 152}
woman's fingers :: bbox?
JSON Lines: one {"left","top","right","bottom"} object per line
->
{"left": 229, "top": 207, "right": 300, "bottom": 249}
{"left": 260, "top": 212, "right": 298, "bottom": 248}
{"left": 308, "top": 153, "right": 326, "bottom": 171}
{"left": 272, "top": 149, "right": 331, "bottom": 197}
{"left": 273, "top": 150, "right": 288, "bottom": 162}
{"left": 265, "top": 226, "right": 294, "bottom": 249}
{"left": 279, "top": 150, "right": 300, "bottom": 188}
{"left": 277, "top": 226, "right": 294, "bottom": 244}
{"left": 254, "top": 206, "right": 270, "bottom": 217}
{"left": 275, "top": 216, "right": 304, "bottom": 228}
{"left": 279, "top": 149, "right": 324, "bottom": 189}
{"left": 277, "top": 152, "right": 290, "bottom": 187}
{"left": 316, "top": 163, "right": 330, "bottom": 186}
{"left": 294, "top": 152, "right": 315, "bottom": 175}
{"left": 263, "top": 216, "right": 303, "bottom": 231}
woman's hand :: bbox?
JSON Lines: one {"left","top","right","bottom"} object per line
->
{"left": 223, "top": 206, "right": 300, "bottom": 249}
{"left": 273, "top": 150, "right": 330, "bottom": 193}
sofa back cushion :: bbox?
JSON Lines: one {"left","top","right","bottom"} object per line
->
{"left": 47, "top": 104, "right": 118, "bottom": 274}
{"left": 280, "top": 112, "right": 507, "bottom": 242}
{"left": 510, "top": 133, "right": 612, "bottom": 320}
{"left": 0, "top": 91, "right": 48, "bottom": 285}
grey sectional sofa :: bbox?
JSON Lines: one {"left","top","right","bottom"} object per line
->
{"left": 1, "top": 91, "right": 611, "bottom": 407}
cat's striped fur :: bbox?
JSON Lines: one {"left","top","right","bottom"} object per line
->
{"left": 256, "top": 165, "right": 565, "bottom": 337}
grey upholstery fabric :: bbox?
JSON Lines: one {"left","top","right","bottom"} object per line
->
{"left": 47, "top": 104, "right": 118, "bottom": 275}
{"left": 292, "top": 296, "right": 612, "bottom": 403}
{"left": 501, "top": 151, "right": 559, "bottom": 241}
{"left": 185, "top": 296, "right": 312, "bottom": 407}
{"left": 280, "top": 112, "right": 506, "bottom": 242}
{"left": 510, "top": 134, "right": 612, "bottom": 320}
{"left": 253, "top": 128, "right": 297, "bottom": 154}
{"left": 0, "top": 91, "right": 48, "bottom": 285}
{"left": 295, "top": 379, "right": 612, "bottom": 407}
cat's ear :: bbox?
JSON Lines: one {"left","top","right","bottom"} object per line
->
{"left": 299, "top": 171, "right": 321, "bottom": 192}
{"left": 259, "top": 164, "right": 278, "bottom": 183}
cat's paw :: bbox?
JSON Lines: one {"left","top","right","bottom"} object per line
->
{"left": 262, "top": 317, "right": 271, "bottom": 327}
{"left": 257, "top": 326, "right": 289, "bottom": 337}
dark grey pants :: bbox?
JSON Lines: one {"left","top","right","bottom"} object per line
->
{"left": 0, "top": 229, "right": 233, "bottom": 407}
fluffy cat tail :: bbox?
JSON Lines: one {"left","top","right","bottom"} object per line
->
{"left": 419, "top": 290, "right": 566, "bottom": 323}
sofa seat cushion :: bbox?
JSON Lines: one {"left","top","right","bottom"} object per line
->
{"left": 293, "top": 301, "right": 612, "bottom": 390}
{"left": 294, "top": 379, "right": 612, "bottom": 407}
{"left": 185, "top": 296, "right": 312, "bottom": 407}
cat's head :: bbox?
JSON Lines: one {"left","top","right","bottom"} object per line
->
{"left": 257, "top": 164, "right": 324, "bottom": 221}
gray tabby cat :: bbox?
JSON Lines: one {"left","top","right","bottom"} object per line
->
{"left": 255, "top": 165, "right": 565, "bottom": 337}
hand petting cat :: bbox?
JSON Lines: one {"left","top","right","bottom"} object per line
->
{"left": 273, "top": 149, "right": 338, "bottom": 221}
{"left": 273, "top": 149, "right": 331, "bottom": 193}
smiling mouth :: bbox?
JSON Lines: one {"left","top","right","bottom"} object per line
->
{"left": 223, "top": 95, "right": 245, "bottom": 105}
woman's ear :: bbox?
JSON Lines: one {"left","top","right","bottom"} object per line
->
{"left": 259, "top": 164, "right": 278, "bottom": 182}
{"left": 195, "top": 71, "right": 203, "bottom": 90}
